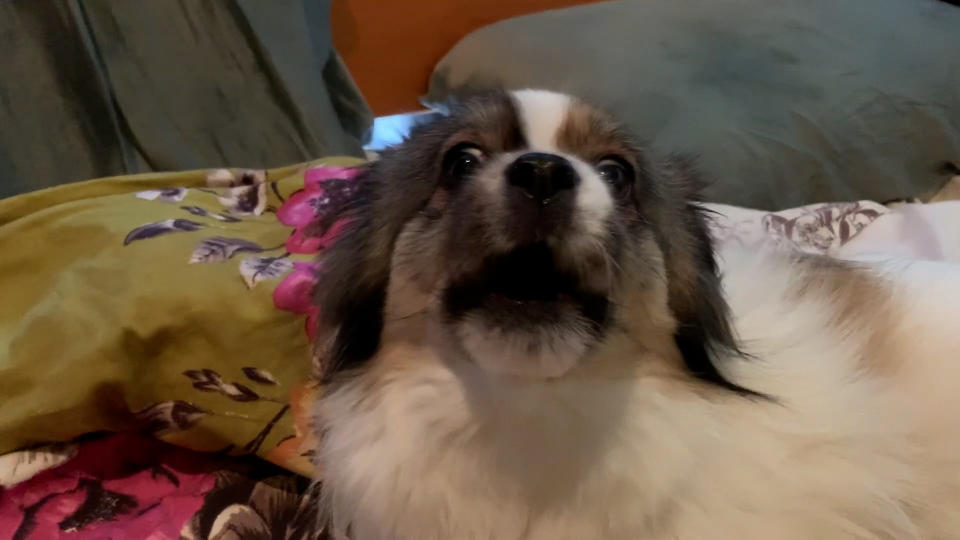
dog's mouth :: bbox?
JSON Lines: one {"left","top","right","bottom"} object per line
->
{"left": 443, "top": 242, "right": 609, "bottom": 328}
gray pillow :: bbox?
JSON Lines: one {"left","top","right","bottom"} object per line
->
{"left": 426, "top": 0, "right": 960, "bottom": 209}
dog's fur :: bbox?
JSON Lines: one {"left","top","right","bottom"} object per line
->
{"left": 311, "top": 90, "right": 960, "bottom": 540}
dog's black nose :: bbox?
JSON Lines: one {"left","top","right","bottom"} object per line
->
{"left": 507, "top": 153, "right": 578, "bottom": 203}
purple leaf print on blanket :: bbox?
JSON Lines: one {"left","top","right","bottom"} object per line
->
{"left": 189, "top": 237, "right": 263, "bottom": 264}
{"left": 182, "top": 370, "right": 262, "bottom": 402}
{"left": 220, "top": 383, "right": 260, "bottom": 402}
{"left": 123, "top": 219, "right": 204, "bottom": 246}
{"left": 136, "top": 188, "right": 187, "bottom": 203}
{"left": 180, "top": 205, "right": 241, "bottom": 223}
{"left": 183, "top": 369, "right": 227, "bottom": 393}
{"left": 238, "top": 256, "right": 294, "bottom": 289}
{"left": 134, "top": 401, "right": 207, "bottom": 437}
{"left": 242, "top": 367, "right": 278, "bottom": 386}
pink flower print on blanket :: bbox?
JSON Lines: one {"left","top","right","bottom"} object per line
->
{"left": 271, "top": 165, "right": 362, "bottom": 341}
{"left": 276, "top": 166, "right": 361, "bottom": 254}
{"left": 273, "top": 262, "right": 321, "bottom": 343}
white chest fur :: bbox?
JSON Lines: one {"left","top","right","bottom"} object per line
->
{"left": 317, "top": 251, "right": 960, "bottom": 540}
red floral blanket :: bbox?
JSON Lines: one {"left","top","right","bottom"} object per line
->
{"left": 0, "top": 433, "right": 323, "bottom": 539}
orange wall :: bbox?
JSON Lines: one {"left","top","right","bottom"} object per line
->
{"left": 331, "top": 0, "right": 603, "bottom": 116}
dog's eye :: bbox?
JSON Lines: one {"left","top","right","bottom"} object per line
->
{"left": 443, "top": 144, "right": 484, "bottom": 182}
{"left": 597, "top": 158, "right": 630, "bottom": 190}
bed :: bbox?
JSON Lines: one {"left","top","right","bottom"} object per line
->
{"left": 1, "top": 0, "right": 959, "bottom": 537}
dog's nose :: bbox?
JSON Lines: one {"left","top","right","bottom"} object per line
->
{"left": 507, "top": 153, "right": 578, "bottom": 204}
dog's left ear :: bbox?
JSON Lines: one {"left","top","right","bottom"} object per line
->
{"left": 649, "top": 155, "right": 761, "bottom": 397}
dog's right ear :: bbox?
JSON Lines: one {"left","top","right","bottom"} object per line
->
{"left": 311, "top": 130, "right": 451, "bottom": 382}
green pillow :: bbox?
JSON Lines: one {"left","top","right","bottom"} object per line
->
{"left": 427, "top": 0, "right": 960, "bottom": 210}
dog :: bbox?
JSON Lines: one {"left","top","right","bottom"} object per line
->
{"left": 311, "top": 89, "right": 960, "bottom": 539}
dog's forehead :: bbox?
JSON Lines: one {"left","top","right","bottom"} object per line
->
{"left": 506, "top": 90, "right": 629, "bottom": 161}
{"left": 510, "top": 89, "right": 574, "bottom": 151}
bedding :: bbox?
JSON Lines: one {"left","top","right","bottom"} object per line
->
{"left": 0, "top": 433, "right": 323, "bottom": 539}
{"left": 0, "top": 159, "right": 362, "bottom": 477}
{"left": 1, "top": 163, "right": 958, "bottom": 537}
{"left": 425, "top": 0, "right": 960, "bottom": 210}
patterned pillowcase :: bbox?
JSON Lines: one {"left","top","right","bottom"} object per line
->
{"left": 706, "top": 201, "right": 888, "bottom": 254}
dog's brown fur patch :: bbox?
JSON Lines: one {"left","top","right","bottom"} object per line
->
{"left": 556, "top": 100, "right": 640, "bottom": 167}
{"left": 791, "top": 257, "right": 899, "bottom": 374}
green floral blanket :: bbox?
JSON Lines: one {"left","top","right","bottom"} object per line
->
{"left": 0, "top": 158, "right": 364, "bottom": 477}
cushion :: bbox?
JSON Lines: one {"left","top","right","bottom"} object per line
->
{"left": 426, "top": 0, "right": 960, "bottom": 210}
{"left": 0, "top": 158, "right": 363, "bottom": 476}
